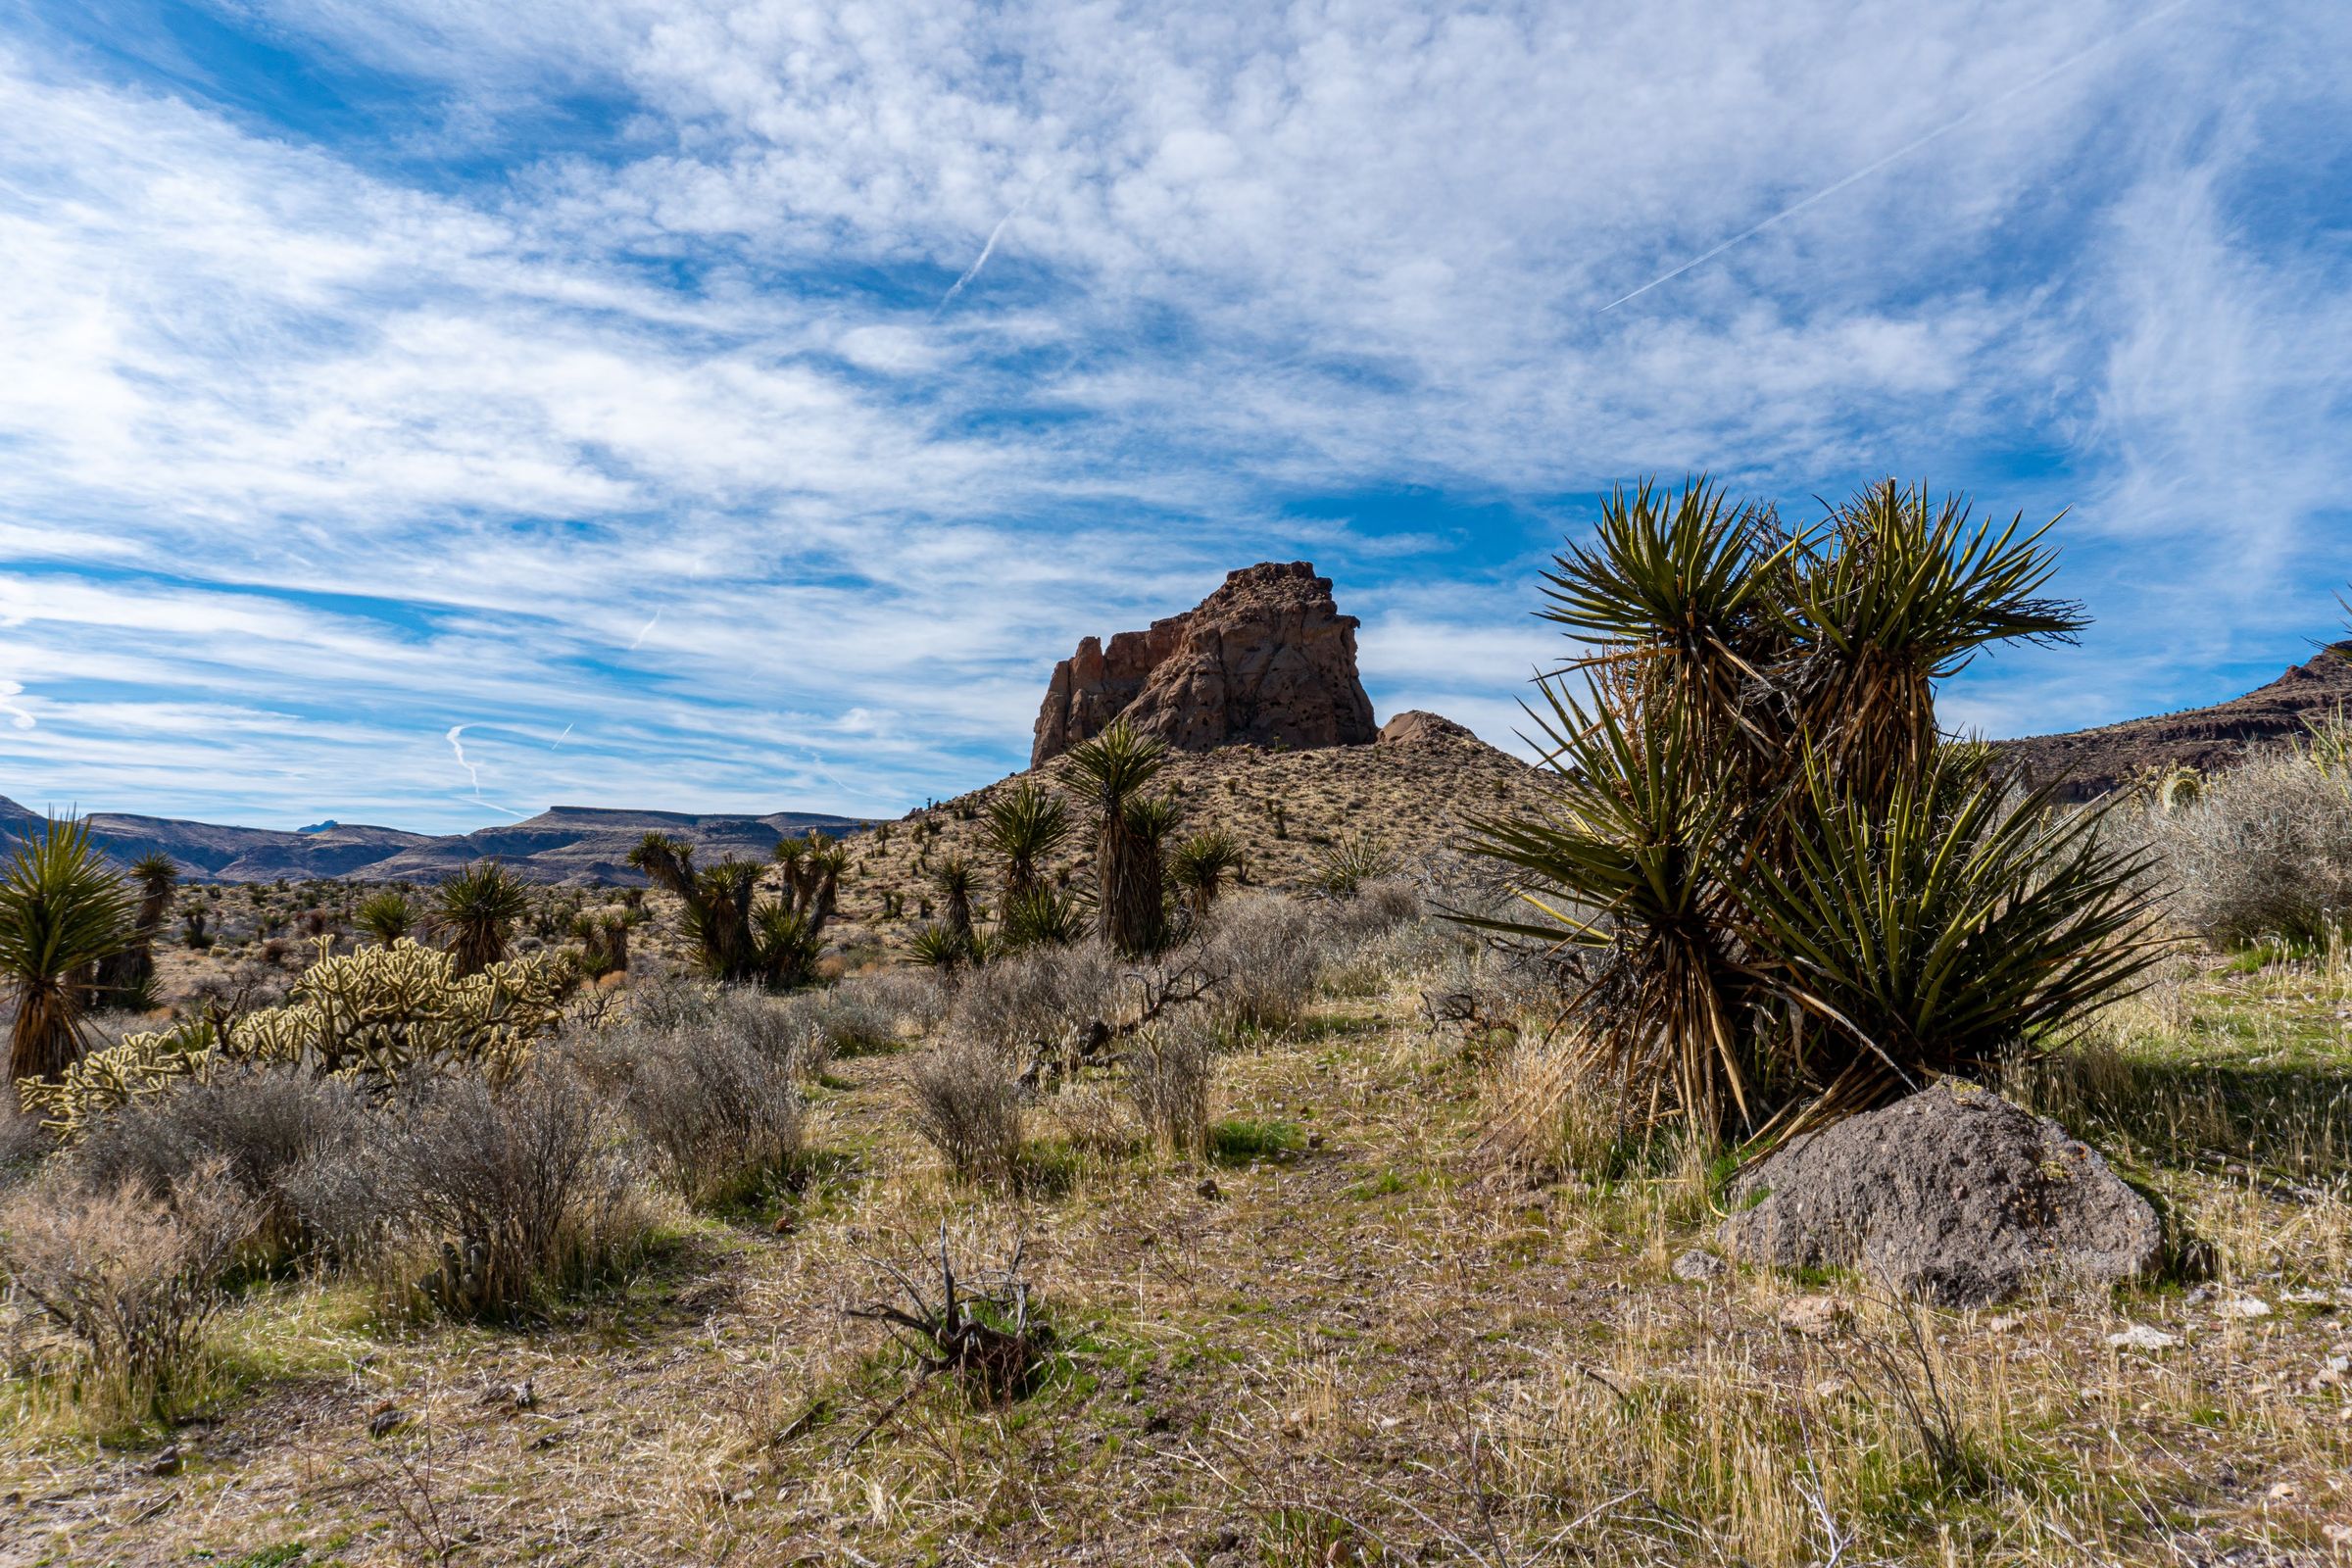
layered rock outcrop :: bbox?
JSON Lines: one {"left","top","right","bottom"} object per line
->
{"left": 1031, "top": 563, "right": 1378, "bottom": 764}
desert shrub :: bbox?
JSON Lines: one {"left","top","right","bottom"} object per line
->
{"left": 906, "top": 1040, "right": 1023, "bottom": 1183}
{"left": 791, "top": 972, "right": 931, "bottom": 1056}
{"left": 2155, "top": 746, "right": 2352, "bottom": 949}
{"left": 946, "top": 944, "right": 1119, "bottom": 1056}
{"left": 0, "top": 1104, "right": 51, "bottom": 1190}
{"left": 72, "top": 1065, "right": 365, "bottom": 1263}
{"left": 1199, "top": 895, "right": 1323, "bottom": 1033}
{"left": 0, "top": 1159, "right": 255, "bottom": 1411}
{"left": 620, "top": 1025, "right": 804, "bottom": 1206}
{"left": 1128, "top": 1015, "right": 1214, "bottom": 1160}
{"left": 363, "top": 1059, "right": 653, "bottom": 1319}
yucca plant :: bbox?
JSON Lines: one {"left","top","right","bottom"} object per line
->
{"left": 1470, "top": 474, "right": 2159, "bottom": 1147}
{"left": 1169, "top": 830, "right": 1248, "bottom": 917}
{"left": 355, "top": 889, "right": 415, "bottom": 947}
{"left": 906, "top": 920, "right": 974, "bottom": 976}
{"left": 997, "top": 885, "right": 1085, "bottom": 951}
{"left": 935, "top": 856, "right": 978, "bottom": 946}
{"left": 1309, "top": 831, "right": 1397, "bottom": 901}
{"left": 94, "top": 852, "right": 177, "bottom": 1009}
{"left": 753, "top": 902, "right": 823, "bottom": 991}
{"left": 983, "top": 780, "right": 1073, "bottom": 897}
{"left": 433, "top": 861, "right": 531, "bottom": 977}
{"left": 0, "top": 817, "right": 134, "bottom": 1083}
{"left": 1736, "top": 750, "right": 2168, "bottom": 1143}
{"left": 1466, "top": 684, "right": 1762, "bottom": 1129}
{"left": 1061, "top": 720, "right": 1171, "bottom": 956}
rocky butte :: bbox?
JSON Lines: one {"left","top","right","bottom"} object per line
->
{"left": 1030, "top": 562, "right": 1379, "bottom": 765}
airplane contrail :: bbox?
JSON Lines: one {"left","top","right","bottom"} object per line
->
{"left": 937, "top": 193, "right": 1033, "bottom": 313}
{"left": 551, "top": 722, "right": 573, "bottom": 750}
{"left": 627, "top": 611, "right": 661, "bottom": 651}
{"left": 1600, "top": 0, "right": 2195, "bottom": 312}
{"left": 445, "top": 724, "right": 482, "bottom": 795}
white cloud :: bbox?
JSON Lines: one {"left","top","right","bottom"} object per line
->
{"left": 0, "top": 1, "right": 2346, "bottom": 822}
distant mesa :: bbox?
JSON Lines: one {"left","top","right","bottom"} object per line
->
{"left": 1997, "top": 642, "right": 2352, "bottom": 799}
{"left": 1031, "top": 561, "right": 1378, "bottom": 765}
{"left": 296, "top": 819, "right": 338, "bottom": 835}
{"left": 0, "top": 799, "right": 874, "bottom": 886}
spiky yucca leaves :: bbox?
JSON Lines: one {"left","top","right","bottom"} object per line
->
{"left": 1466, "top": 685, "right": 1761, "bottom": 1130}
{"left": 1788, "top": 482, "right": 2085, "bottom": 810}
{"left": 754, "top": 903, "right": 823, "bottom": 991}
{"left": 1061, "top": 719, "right": 1171, "bottom": 956}
{"left": 434, "top": 861, "right": 532, "bottom": 977}
{"left": 997, "top": 886, "right": 1085, "bottom": 951}
{"left": 983, "top": 780, "right": 1073, "bottom": 897}
{"left": 0, "top": 817, "right": 134, "bottom": 1083}
{"left": 1170, "top": 830, "right": 1248, "bottom": 917}
{"left": 1738, "top": 752, "right": 2169, "bottom": 1144}
{"left": 95, "top": 852, "right": 178, "bottom": 1009}
{"left": 934, "top": 856, "right": 978, "bottom": 945}
{"left": 1540, "top": 477, "right": 1796, "bottom": 754}
{"left": 355, "top": 889, "right": 415, "bottom": 947}
{"left": 1310, "top": 831, "right": 1397, "bottom": 901}
{"left": 905, "top": 921, "right": 973, "bottom": 976}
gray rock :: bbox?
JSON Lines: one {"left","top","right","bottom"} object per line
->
{"left": 1721, "top": 1081, "right": 2162, "bottom": 1308}
{"left": 1672, "top": 1248, "right": 1727, "bottom": 1283}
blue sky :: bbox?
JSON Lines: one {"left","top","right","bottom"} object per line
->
{"left": 1, "top": 0, "right": 2347, "bottom": 832}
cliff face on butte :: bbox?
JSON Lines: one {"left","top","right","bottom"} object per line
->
{"left": 1031, "top": 562, "right": 1379, "bottom": 765}
{"left": 1996, "top": 643, "right": 2352, "bottom": 800}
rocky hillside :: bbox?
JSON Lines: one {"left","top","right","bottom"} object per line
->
{"left": 841, "top": 710, "right": 1549, "bottom": 929}
{"left": 0, "top": 798, "right": 872, "bottom": 885}
{"left": 1997, "top": 643, "right": 2352, "bottom": 800}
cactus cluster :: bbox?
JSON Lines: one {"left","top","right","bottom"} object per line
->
{"left": 19, "top": 939, "right": 571, "bottom": 1138}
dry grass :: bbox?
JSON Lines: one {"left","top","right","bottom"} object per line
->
{"left": 5, "top": 909, "right": 2352, "bottom": 1565}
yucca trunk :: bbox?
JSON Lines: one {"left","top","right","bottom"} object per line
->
{"left": 1098, "top": 816, "right": 1160, "bottom": 956}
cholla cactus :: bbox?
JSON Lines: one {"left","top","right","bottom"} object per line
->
{"left": 17, "top": 1016, "right": 220, "bottom": 1140}
{"left": 21, "top": 939, "right": 571, "bottom": 1137}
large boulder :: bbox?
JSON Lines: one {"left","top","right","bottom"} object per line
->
{"left": 1720, "top": 1081, "right": 2162, "bottom": 1307}
{"left": 1031, "top": 562, "right": 1377, "bottom": 765}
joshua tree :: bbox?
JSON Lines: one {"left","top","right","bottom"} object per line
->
{"left": 1061, "top": 719, "right": 1172, "bottom": 956}
{"left": 94, "top": 852, "right": 178, "bottom": 1008}
{"left": 771, "top": 835, "right": 812, "bottom": 913}
{"left": 934, "top": 855, "right": 977, "bottom": 947}
{"left": 808, "top": 841, "right": 850, "bottom": 930}
{"left": 181, "top": 900, "right": 211, "bottom": 949}
{"left": 634, "top": 832, "right": 821, "bottom": 990}
{"left": 1170, "top": 830, "right": 1247, "bottom": 918}
{"left": 355, "top": 889, "right": 416, "bottom": 947}
{"left": 982, "top": 780, "right": 1073, "bottom": 898}
{"left": 432, "top": 861, "right": 531, "bottom": 976}
{"left": 0, "top": 816, "right": 133, "bottom": 1083}
{"left": 1468, "top": 476, "right": 2167, "bottom": 1147}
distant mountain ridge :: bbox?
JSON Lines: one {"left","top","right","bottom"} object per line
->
{"left": 1996, "top": 642, "right": 2352, "bottom": 800}
{"left": 0, "top": 799, "right": 875, "bottom": 885}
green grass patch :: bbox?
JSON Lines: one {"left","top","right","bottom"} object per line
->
{"left": 1211, "top": 1117, "right": 1304, "bottom": 1164}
